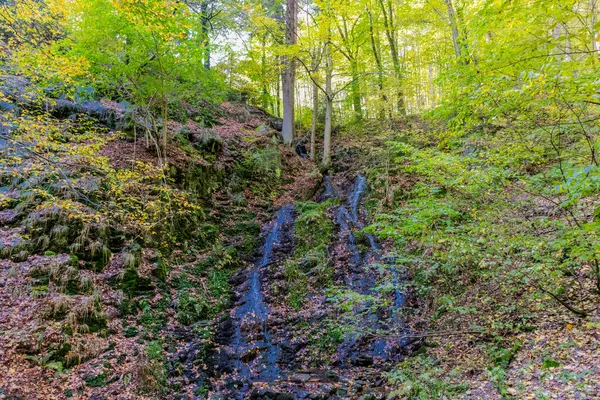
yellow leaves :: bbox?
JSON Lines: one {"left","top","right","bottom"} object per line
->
{"left": 566, "top": 323, "right": 574, "bottom": 331}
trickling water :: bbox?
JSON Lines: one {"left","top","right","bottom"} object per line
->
{"left": 330, "top": 174, "right": 413, "bottom": 365}
{"left": 349, "top": 174, "right": 367, "bottom": 222}
{"left": 318, "top": 175, "right": 338, "bottom": 202}
{"left": 229, "top": 204, "right": 295, "bottom": 390}
{"left": 335, "top": 205, "right": 361, "bottom": 267}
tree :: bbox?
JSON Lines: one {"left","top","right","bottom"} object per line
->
{"left": 281, "top": 0, "right": 297, "bottom": 146}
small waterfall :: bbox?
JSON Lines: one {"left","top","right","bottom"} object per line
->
{"left": 229, "top": 204, "right": 295, "bottom": 389}
{"left": 328, "top": 174, "right": 411, "bottom": 365}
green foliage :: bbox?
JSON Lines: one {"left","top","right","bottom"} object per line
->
{"left": 237, "top": 146, "right": 282, "bottom": 196}
{"left": 85, "top": 372, "right": 107, "bottom": 387}
{"left": 387, "top": 354, "right": 469, "bottom": 399}
{"left": 294, "top": 200, "right": 336, "bottom": 284}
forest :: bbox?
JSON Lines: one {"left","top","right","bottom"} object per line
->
{"left": 1, "top": 0, "right": 600, "bottom": 399}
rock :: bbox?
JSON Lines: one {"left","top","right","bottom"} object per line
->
{"left": 320, "top": 383, "right": 335, "bottom": 394}
{"left": 289, "top": 373, "right": 311, "bottom": 383}
{"left": 295, "top": 142, "right": 308, "bottom": 158}
{"left": 0, "top": 101, "right": 20, "bottom": 115}
{"left": 250, "top": 388, "right": 294, "bottom": 400}
{"left": 352, "top": 354, "right": 374, "bottom": 366}
{"left": 191, "top": 129, "right": 223, "bottom": 153}
{"left": 240, "top": 347, "right": 260, "bottom": 363}
{"left": 256, "top": 124, "right": 270, "bottom": 134}
{"left": 270, "top": 119, "right": 283, "bottom": 132}
{"left": 357, "top": 395, "right": 377, "bottom": 400}
{"left": 205, "top": 347, "right": 235, "bottom": 376}
{"left": 0, "top": 209, "right": 18, "bottom": 225}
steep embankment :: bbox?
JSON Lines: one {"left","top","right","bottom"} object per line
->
{"left": 0, "top": 75, "right": 323, "bottom": 399}
{"left": 1, "top": 75, "right": 418, "bottom": 400}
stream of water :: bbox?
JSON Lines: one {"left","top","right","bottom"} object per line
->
{"left": 230, "top": 204, "right": 295, "bottom": 392}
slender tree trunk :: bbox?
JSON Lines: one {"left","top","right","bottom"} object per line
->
{"left": 162, "top": 98, "right": 168, "bottom": 163}
{"left": 276, "top": 72, "right": 281, "bottom": 117}
{"left": 444, "top": 0, "right": 462, "bottom": 60}
{"left": 378, "top": 0, "right": 405, "bottom": 115}
{"left": 592, "top": 0, "right": 599, "bottom": 53}
{"left": 282, "top": 0, "right": 297, "bottom": 146}
{"left": 201, "top": 0, "right": 210, "bottom": 70}
{"left": 322, "top": 45, "right": 333, "bottom": 166}
{"left": 366, "top": 6, "right": 386, "bottom": 118}
{"left": 310, "top": 71, "right": 318, "bottom": 160}
{"left": 428, "top": 63, "right": 435, "bottom": 108}
{"left": 350, "top": 60, "right": 362, "bottom": 120}
{"left": 261, "top": 34, "right": 269, "bottom": 110}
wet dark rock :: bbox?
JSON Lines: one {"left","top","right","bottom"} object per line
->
{"left": 295, "top": 390, "right": 310, "bottom": 399}
{"left": 206, "top": 347, "right": 235, "bottom": 376}
{"left": 279, "top": 341, "right": 303, "bottom": 365}
{"left": 307, "top": 394, "right": 329, "bottom": 400}
{"left": 270, "top": 119, "right": 283, "bottom": 132}
{"left": 240, "top": 347, "right": 261, "bottom": 363}
{"left": 295, "top": 142, "right": 308, "bottom": 158}
{"left": 289, "top": 373, "right": 311, "bottom": 383}
{"left": 250, "top": 388, "right": 294, "bottom": 400}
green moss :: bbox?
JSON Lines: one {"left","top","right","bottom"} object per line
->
{"left": 176, "top": 288, "right": 210, "bottom": 325}
{"left": 85, "top": 372, "right": 107, "bottom": 387}
{"left": 120, "top": 268, "right": 154, "bottom": 296}
{"left": 282, "top": 200, "right": 336, "bottom": 308}
{"left": 31, "top": 284, "right": 48, "bottom": 297}
{"left": 124, "top": 325, "right": 138, "bottom": 338}
{"left": 284, "top": 260, "right": 308, "bottom": 311}
{"left": 138, "top": 296, "right": 169, "bottom": 334}
{"left": 146, "top": 341, "right": 163, "bottom": 360}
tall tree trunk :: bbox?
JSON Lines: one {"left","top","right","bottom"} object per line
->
{"left": 201, "top": 0, "right": 210, "bottom": 70}
{"left": 261, "top": 33, "right": 269, "bottom": 110}
{"left": 428, "top": 63, "right": 435, "bottom": 108}
{"left": 444, "top": 0, "right": 462, "bottom": 60}
{"left": 282, "top": 0, "right": 297, "bottom": 146}
{"left": 162, "top": 98, "right": 168, "bottom": 163}
{"left": 322, "top": 45, "right": 333, "bottom": 166}
{"left": 366, "top": 5, "right": 386, "bottom": 119}
{"left": 310, "top": 64, "right": 318, "bottom": 160}
{"left": 378, "top": 0, "right": 405, "bottom": 115}
{"left": 276, "top": 72, "right": 281, "bottom": 117}
{"left": 350, "top": 60, "right": 362, "bottom": 120}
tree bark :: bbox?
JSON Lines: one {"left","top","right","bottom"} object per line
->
{"left": 310, "top": 68, "right": 318, "bottom": 160}
{"left": 281, "top": 0, "right": 297, "bottom": 146}
{"left": 366, "top": 5, "right": 386, "bottom": 118}
{"left": 377, "top": 0, "right": 405, "bottom": 115}
{"left": 200, "top": 0, "right": 210, "bottom": 70}
{"left": 336, "top": 17, "right": 363, "bottom": 120}
{"left": 444, "top": 0, "right": 461, "bottom": 60}
{"left": 349, "top": 60, "right": 362, "bottom": 119}
{"left": 322, "top": 45, "right": 333, "bottom": 166}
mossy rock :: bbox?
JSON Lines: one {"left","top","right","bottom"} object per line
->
{"left": 191, "top": 129, "right": 223, "bottom": 153}
{"left": 123, "top": 325, "right": 138, "bottom": 338}
{"left": 84, "top": 372, "right": 107, "bottom": 387}
{"left": 120, "top": 268, "right": 154, "bottom": 296}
